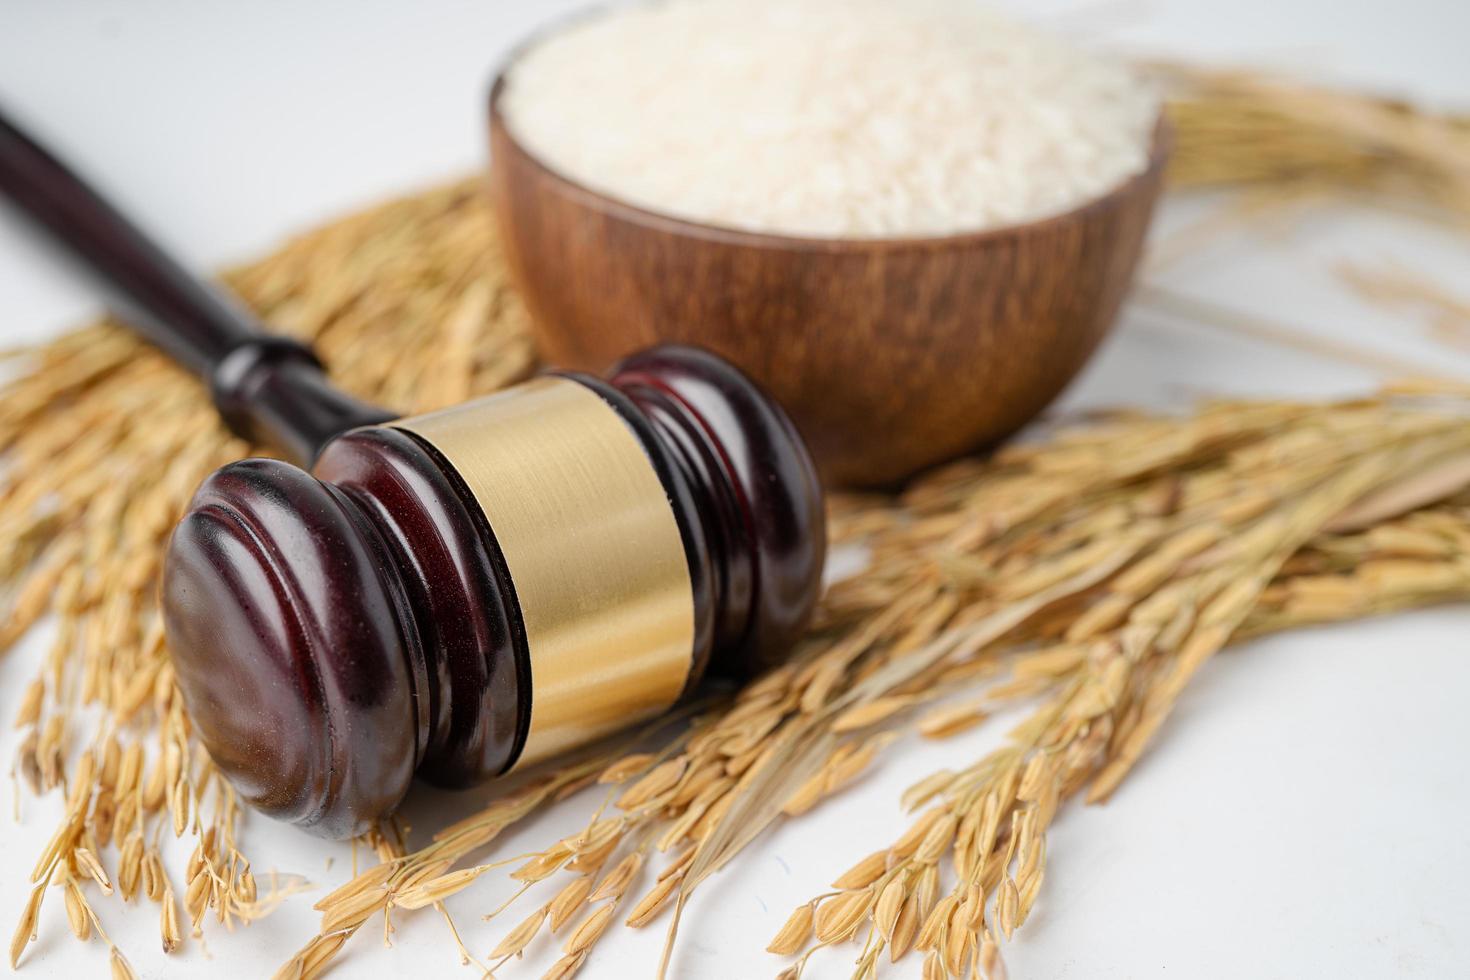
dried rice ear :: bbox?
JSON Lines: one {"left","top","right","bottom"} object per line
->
{"left": 7, "top": 57, "right": 1470, "bottom": 975}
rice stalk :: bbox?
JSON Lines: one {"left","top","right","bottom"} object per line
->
{"left": 2, "top": 64, "right": 1469, "bottom": 977}
{"left": 1161, "top": 62, "right": 1470, "bottom": 225}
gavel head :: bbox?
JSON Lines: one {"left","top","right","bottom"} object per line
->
{"left": 161, "top": 346, "right": 824, "bottom": 838}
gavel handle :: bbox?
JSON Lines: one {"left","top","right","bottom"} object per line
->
{"left": 0, "top": 106, "right": 394, "bottom": 465}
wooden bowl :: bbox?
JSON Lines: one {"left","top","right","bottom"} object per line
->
{"left": 488, "top": 78, "right": 1170, "bottom": 487}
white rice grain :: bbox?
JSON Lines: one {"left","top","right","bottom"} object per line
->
{"left": 500, "top": 0, "right": 1159, "bottom": 239}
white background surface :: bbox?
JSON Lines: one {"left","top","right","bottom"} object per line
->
{"left": 2, "top": 2, "right": 1468, "bottom": 978}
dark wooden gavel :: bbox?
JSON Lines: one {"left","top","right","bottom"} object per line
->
{"left": 0, "top": 110, "right": 825, "bottom": 838}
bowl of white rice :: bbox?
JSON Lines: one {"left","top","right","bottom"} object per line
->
{"left": 489, "top": 0, "right": 1168, "bottom": 486}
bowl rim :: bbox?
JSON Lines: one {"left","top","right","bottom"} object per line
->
{"left": 487, "top": 33, "right": 1173, "bottom": 254}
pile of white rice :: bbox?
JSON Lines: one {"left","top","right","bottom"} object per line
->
{"left": 499, "top": 0, "right": 1159, "bottom": 239}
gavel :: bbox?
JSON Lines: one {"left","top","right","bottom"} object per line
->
{"left": 0, "top": 111, "right": 824, "bottom": 838}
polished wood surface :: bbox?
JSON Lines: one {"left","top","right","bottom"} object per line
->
{"left": 489, "top": 82, "right": 1170, "bottom": 487}
{"left": 0, "top": 111, "right": 825, "bottom": 838}
{"left": 604, "top": 347, "right": 825, "bottom": 676}
{"left": 163, "top": 348, "right": 824, "bottom": 837}
{"left": 0, "top": 108, "right": 392, "bottom": 464}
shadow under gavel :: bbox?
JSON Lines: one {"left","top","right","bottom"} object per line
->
{"left": 0, "top": 108, "right": 825, "bottom": 838}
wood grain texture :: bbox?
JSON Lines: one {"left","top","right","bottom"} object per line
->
{"left": 489, "top": 80, "right": 1170, "bottom": 487}
{"left": 0, "top": 108, "right": 394, "bottom": 465}
{"left": 162, "top": 350, "right": 823, "bottom": 838}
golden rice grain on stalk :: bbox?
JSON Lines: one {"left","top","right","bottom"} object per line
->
{"left": 75, "top": 847, "right": 112, "bottom": 894}
{"left": 891, "top": 809, "right": 947, "bottom": 862}
{"left": 596, "top": 751, "right": 659, "bottom": 784}
{"left": 826, "top": 733, "right": 898, "bottom": 792}
{"left": 511, "top": 848, "right": 575, "bottom": 886}
{"left": 5, "top": 93, "right": 1470, "bottom": 978}
{"left": 547, "top": 875, "right": 594, "bottom": 933}
{"left": 917, "top": 697, "right": 991, "bottom": 739}
{"left": 766, "top": 903, "right": 815, "bottom": 955}
{"left": 831, "top": 850, "right": 889, "bottom": 890}
{"left": 184, "top": 870, "right": 211, "bottom": 929}
{"left": 813, "top": 887, "right": 874, "bottom": 944}
{"left": 687, "top": 788, "right": 738, "bottom": 842}
{"left": 541, "top": 950, "right": 589, "bottom": 980}
{"left": 915, "top": 814, "right": 961, "bottom": 866}
{"left": 277, "top": 930, "right": 350, "bottom": 980}
{"left": 997, "top": 878, "right": 1021, "bottom": 939}
{"left": 566, "top": 831, "right": 621, "bottom": 874}
{"left": 943, "top": 908, "right": 972, "bottom": 975}
{"left": 313, "top": 862, "right": 396, "bottom": 912}
{"left": 831, "top": 696, "right": 917, "bottom": 733}
{"left": 624, "top": 874, "right": 681, "bottom": 929}
{"left": 160, "top": 888, "right": 182, "bottom": 953}
{"left": 901, "top": 770, "right": 957, "bottom": 812}
{"left": 14, "top": 680, "right": 43, "bottom": 730}
{"left": 16, "top": 730, "right": 42, "bottom": 794}
{"left": 566, "top": 818, "right": 621, "bottom": 855}
{"left": 656, "top": 845, "right": 697, "bottom": 884}
{"left": 563, "top": 905, "right": 615, "bottom": 955}
{"left": 873, "top": 875, "right": 907, "bottom": 939}
{"left": 108, "top": 947, "right": 137, "bottom": 980}
{"left": 492, "top": 904, "right": 549, "bottom": 960}
{"left": 781, "top": 766, "right": 830, "bottom": 818}
{"left": 63, "top": 878, "right": 93, "bottom": 941}
{"left": 91, "top": 792, "right": 116, "bottom": 849}
{"left": 666, "top": 763, "right": 726, "bottom": 811}
{"left": 147, "top": 852, "right": 172, "bottom": 905}
{"left": 588, "top": 852, "right": 643, "bottom": 903}
{"left": 1018, "top": 868, "right": 1046, "bottom": 925}
{"left": 655, "top": 797, "right": 711, "bottom": 851}
{"left": 979, "top": 929, "right": 1005, "bottom": 980}
{"left": 115, "top": 743, "right": 143, "bottom": 800}
{"left": 11, "top": 880, "right": 50, "bottom": 970}
{"left": 140, "top": 757, "right": 166, "bottom": 813}
{"left": 916, "top": 895, "right": 959, "bottom": 952}
{"left": 889, "top": 893, "right": 922, "bottom": 961}
{"left": 391, "top": 858, "right": 451, "bottom": 898}
{"left": 235, "top": 865, "right": 258, "bottom": 908}
{"left": 116, "top": 836, "right": 143, "bottom": 901}
{"left": 318, "top": 881, "right": 390, "bottom": 931}
{"left": 37, "top": 716, "right": 65, "bottom": 790}
{"left": 616, "top": 758, "right": 687, "bottom": 811}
